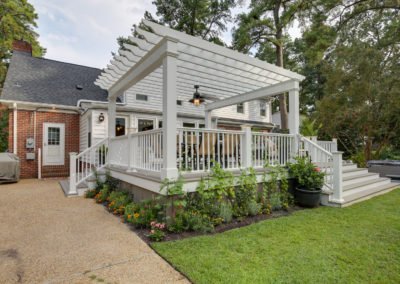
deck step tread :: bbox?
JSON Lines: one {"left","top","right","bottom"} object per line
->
{"left": 343, "top": 183, "right": 399, "bottom": 204}
{"left": 343, "top": 172, "right": 378, "bottom": 181}
{"left": 342, "top": 167, "right": 367, "bottom": 173}
{"left": 343, "top": 177, "right": 390, "bottom": 191}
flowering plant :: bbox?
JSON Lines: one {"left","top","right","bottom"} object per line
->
{"left": 148, "top": 221, "right": 166, "bottom": 242}
{"left": 288, "top": 156, "right": 325, "bottom": 190}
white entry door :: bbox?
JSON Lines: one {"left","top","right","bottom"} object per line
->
{"left": 43, "top": 123, "right": 65, "bottom": 166}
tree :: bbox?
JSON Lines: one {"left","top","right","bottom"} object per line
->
{"left": 0, "top": 0, "right": 45, "bottom": 87}
{"left": 144, "top": 0, "right": 237, "bottom": 44}
{"left": 233, "top": 0, "right": 310, "bottom": 130}
{"left": 316, "top": 8, "right": 400, "bottom": 161}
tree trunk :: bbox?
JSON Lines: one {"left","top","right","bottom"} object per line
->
{"left": 273, "top": 1, "right": 288, "bottom": 130}
{"left": 276, "top": 44, "right": 288, "bottom": 130}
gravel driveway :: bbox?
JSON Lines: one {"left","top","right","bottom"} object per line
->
{"left": 0, "top": 179, "right": 188, "bottom": 284}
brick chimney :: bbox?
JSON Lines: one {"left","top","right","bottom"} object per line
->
{"left": 12, "top": 40, "right": 32, "bottom": 55}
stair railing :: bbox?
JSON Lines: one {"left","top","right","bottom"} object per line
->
{"left": 69, "top": 138, "right": 109, "bottom": 195}
{"left": 299, "top": 136, "right": 337, "bottom": 190}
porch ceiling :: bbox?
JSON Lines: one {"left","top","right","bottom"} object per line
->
{"left": 95, "top": 20, "right": 305, "bottom": 102}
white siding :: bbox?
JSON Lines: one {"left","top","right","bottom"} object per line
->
{"left": 125, "top": 88, "right": 205, "bottom": 117}
{"left": 124, "top": 87, "right": 272, "bottom": 122}
{"left": 79, "top": 112, "right": 89, "bottom": 152}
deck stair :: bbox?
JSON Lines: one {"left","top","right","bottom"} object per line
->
{"left": 322, "top": 162, "right": 398, "bottom": 207}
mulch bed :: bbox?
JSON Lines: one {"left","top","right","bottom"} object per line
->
{"left": 111, "top": 205, "right": 305, "bottom": 245}
{"left": 96, "top": 199, "right": 305, "bottom": 244}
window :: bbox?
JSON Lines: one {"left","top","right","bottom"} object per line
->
{"left": 136, "top": 94, "right": 148, "bottom": 101}
{"left": 199, "top": 124, "right": 205, "bottom": 128}
{"left": 115, "top": 117, "right": 126, "bottom": 136}
{"left": 47, "top": 127, "right": 60, "bottom": 145}
{"left": 260, "top": 101, "right": 266, "bottom": 117}
{"left": 138, "top": 119, "right": 154, "bottom": 132}
{"left": 158, "top": 120, "right": 163, "bottom": 128}
{"left": 237, "top": 103, "right": 244, "bottom": 113}
{"left": 177, "top": 100, "right": 182, "bottom": 106}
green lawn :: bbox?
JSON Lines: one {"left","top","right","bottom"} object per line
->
{"left": 153, "top": 189, "right": 400, "bottom": 284}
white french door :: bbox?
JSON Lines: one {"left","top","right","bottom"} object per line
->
{"left": 43, "top": 123, "right": 65, "bottom": 166}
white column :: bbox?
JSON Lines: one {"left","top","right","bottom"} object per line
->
{"left": 288, "top": 85, "right": 300, "bottom": 135}
{"left": 69, "top": 152, "right": 77, "bottom": 195}
{"left": 332, "top": 138, "right": 338, "bottom": 152}
{"left": 331, "top": 151, "right": 344, "bottom": 203}
{"left": 161, "top": 46, "right": 178, "bottom": 180}
{"left": 205, "top": 110, "right": 212, "bottom": 129}
{"left": 288, "top": 83, "right": 300, "bottom": 157}
{"left": 108, "top": 97, "right": 116, "bottom": 138}
{"left": 241, "top": 125, "right": 252, "bottom": 168}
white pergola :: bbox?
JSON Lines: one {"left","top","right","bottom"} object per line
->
{"left": 95, "top": 20, "right": 304, "bottom": 179}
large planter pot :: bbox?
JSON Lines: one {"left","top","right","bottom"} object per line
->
{"left": 287, "top": 177, "right": 298, "bottom": 196}
{"left": 294, "top": 187, "right": 321, "bottom": 208}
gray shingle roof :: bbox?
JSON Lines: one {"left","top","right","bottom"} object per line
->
{"left": 1, "top": 51, "right": 108, "bottom": 106}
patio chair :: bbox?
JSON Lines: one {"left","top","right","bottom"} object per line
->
{"left": 198, "top": 132, "right": 216, "bottom": 170}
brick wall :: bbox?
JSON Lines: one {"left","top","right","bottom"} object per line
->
{"left": 8, "top": 109, "right": 80, "bottom": 178}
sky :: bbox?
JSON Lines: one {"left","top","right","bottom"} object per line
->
{"left": 30, "top": 0, "right": 300, "bottom": 69}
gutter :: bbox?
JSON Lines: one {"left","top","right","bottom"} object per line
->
{"left": 0, "top": 99, "right": 80, "bottom": 111}
{"left": 76, "top": 99, "right": 127, "bottom": 108}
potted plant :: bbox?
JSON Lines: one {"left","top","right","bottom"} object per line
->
{"left": 288, "top": 156, "right": 325, "bottom": 207}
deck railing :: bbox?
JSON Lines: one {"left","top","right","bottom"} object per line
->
{"left": 316, "top": 139, "right": 338, "bottom": 153}
{"left": 299, "top": 136, "right": 334, "bottom": 190}
{"left": 69, "top": 138, "right": 109, "bottom": 194}
{"left": 252, "top": 132, "right": 295, "bottom": 167}
{"left": 109, "top": 129, "right": 163, "bottom": 172}
{"left": 70, "top": 128, "right": 344, "bottom": 202}
{"left": 177, "top": 128, "right": 244, "bottom": 172}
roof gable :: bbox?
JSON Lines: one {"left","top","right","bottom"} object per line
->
{"left": 1, "top": 51, "right": 108, "bottom": 106}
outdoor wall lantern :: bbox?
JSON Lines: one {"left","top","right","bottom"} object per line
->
{"left": 189, "top": 85, "right": 205, "bottom": 106}
{"left": 98, "top": 113, "right": 105, "bottom": 123}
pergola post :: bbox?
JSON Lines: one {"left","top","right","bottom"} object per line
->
{"left": 205, "top": 110, "right": 212, "bottom": 129}
{"left": 161, "top": 39, "right": 179, "bottom": 180}
{"left": 108, "top": 96, "right": 117, "bottom": 138}
{"left": 288, "top": 82, "right": 300, "bottom": 135}
{"left": 288, "top": 82, "right": 300, "bottom": 156}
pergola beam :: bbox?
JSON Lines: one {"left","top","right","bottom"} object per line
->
{"left": 143, "top": 19, "right": 305, "bottom": 81}
{"left": 205, "top": 80, "right": 299, "bottom": 111}
{"left": 108, "top": 36, "right": 178, "bottom": 98}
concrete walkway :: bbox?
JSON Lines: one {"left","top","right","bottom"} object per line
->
{"left": 0, "top": 179, "right": 188, "bottom": 284}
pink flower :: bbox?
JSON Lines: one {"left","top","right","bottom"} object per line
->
{"left": 150, "top": 221, "right": 156, "bottom": 227}
{"left": 314, "top": 167, "right": 320, "bottom": 172}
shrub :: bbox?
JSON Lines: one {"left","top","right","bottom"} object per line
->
{"left": 261, "top": 165, "right": 291, "bottom": 213}
{"left": 125, "top": 199, "right": 164, "bottom": 228}
{"left": 288, "top": 156, "right": 325, "bottom": 190}
{"left": 85, "top": 189, "right": 97, "bottom": 199}
{"left": 219, "top": 202, "right": 233, "bottom": 223}
{"left": 148, "top": 221, "right": 166, "bottom": 242}
{"left": 104, "top": 171, "right": 119, "bottom": 191}
{"left": 234, "top": 168, "right": 257, "bottom": 216}
{"left": 247, "top": 200, "right": 261, "bottom": 216}
{"left": 167, "top": 212, "right": 186, "bottom": 233}
{"left": 183, "top": 211, "right": 214, "bottom": 233}
{"left": 186, "top": 163, "right": 235, "bottom": 219}
{"left": 95, "top": 185, "right": 110, "bottom": 203}
{"left": 107, "top": 191, "right": 132, "bottom": 215}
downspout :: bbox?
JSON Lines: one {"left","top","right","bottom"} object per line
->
{"left": 13, "top": 103, "right": 17, "bottom": 154}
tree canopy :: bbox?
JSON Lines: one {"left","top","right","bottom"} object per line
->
{"left": 0, "top": 0, "right": 45, "bottom": 87}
